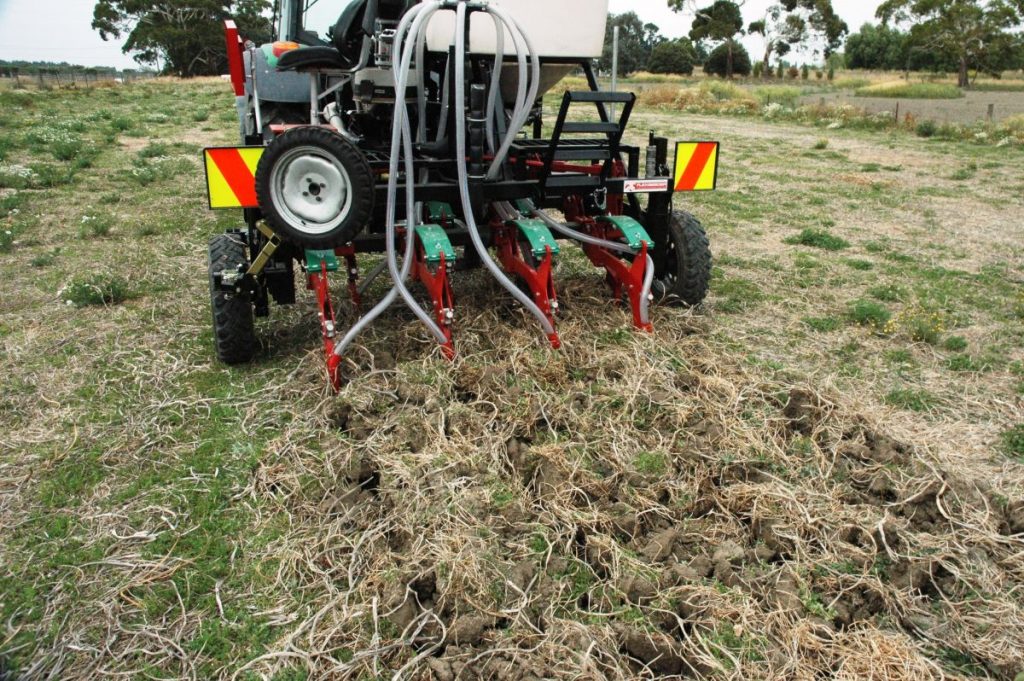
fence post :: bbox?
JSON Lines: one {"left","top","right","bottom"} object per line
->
{"left": 38, "top": 71, "right": 44, "bottom": 87}
{"left": 987, "top": 103, "right": 994, "bottom": 122}
{"left": 895, "top": 102, "right": 899, "bottom": 124}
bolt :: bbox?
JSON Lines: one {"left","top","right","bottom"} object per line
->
{"left": 303, "top": 192, "right": 309, "bottom": 197}
{"left": 316, "top": 197, "right": 323, "bottom": 202}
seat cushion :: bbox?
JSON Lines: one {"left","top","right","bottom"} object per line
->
{"left": 277, "top": 46, "right": 352, "bottom": 72}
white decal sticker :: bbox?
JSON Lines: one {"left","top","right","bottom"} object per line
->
{"left": 623, "top": 178, "right": 670, "bottom": 194}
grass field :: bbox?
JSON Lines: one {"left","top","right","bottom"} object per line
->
{"left": 1, "top": 78, "right": 1023, "bottom": 680}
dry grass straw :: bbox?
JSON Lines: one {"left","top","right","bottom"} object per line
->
{"left": 1, "top": 80, "right": 1023, "bottom": 681}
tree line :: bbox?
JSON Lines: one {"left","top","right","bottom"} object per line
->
{"left": 601, "top": 0, "right": 1023, "bottom": 86}
{"left": 90, "top": 0, "right": 1024, "bottom": 84}
{"left": 846, "top": 1, "right": 1024, "bottom": 86}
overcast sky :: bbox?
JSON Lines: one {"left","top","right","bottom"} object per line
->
{"left": 0, "top": 0, "right": 883, "bottom": 70}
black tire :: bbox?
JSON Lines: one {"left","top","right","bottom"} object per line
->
{"left": 652, "top": 210, "right": 712, "bottom": 307}
{"left": 255, "top": 127, "right": 374, "bottom": 250}
{"left": 208, "top": 233, "right": 257, "bottom": 365}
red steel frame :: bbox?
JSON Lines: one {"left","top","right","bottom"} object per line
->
{"left": 492, "top": 218, "right": 561, "bottom": 349}
{"left": 223, "top": 21, "right": 246, "bottom": 97}
{"left": 411, "top": 247, "right": 456, "bottom": 360}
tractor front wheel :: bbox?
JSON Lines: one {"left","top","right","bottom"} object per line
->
{"left": 208, "top": 233, "right": 257, "bottom": 364}
{"left": 652, "top": 210, "right": 712, "bottom": 307}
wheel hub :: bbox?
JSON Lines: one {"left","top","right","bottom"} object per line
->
{"left": 271, "top": 147, "right": 352, "bottom": 235}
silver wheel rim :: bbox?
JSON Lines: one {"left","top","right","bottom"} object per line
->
{"left": 269, "top": 145, "right": 353, "bottom": 236}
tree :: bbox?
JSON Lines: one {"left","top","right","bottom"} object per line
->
{"left": 599, "top": 12, "right": 664, "bottom": 77}
{"left": 648, "top": 39, "right": 698, "bottom": 74}
{"left": 748, "top": 1, "right": 847, "bottom": 77}
{"left": 844, "top": 23, "right": 909, "bottom": 70}
{"left": 876, "top": 0, "right": 1024, "bottom": 87}
{"left": 704, "top": 41, "right": 752, "bottom": 77}
{"left": 93, "top": 0, "right": 272, "bottom": 77}
{"left": 680, "top": 0, "right": 745, "bottom": 78}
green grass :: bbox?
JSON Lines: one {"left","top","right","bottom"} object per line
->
{"left": 970, "top": 81, "right": 1024, "bottom": 92}
{"left": 855, "top": 82, "right": 964, "bottom": 99}
{"left": 784, "top": 228, "right": 850, "bottom": 251}
{"left": 803, "top": 316, "right": 842, "bottom": 333}
{"left": 885, "top": 388, "right": 937, "bottom": 412}
{"left": 942, "top": 336, "right": 968, "bottom": 352}
{"left": 945, "top": 354, "right": 995, "bottom": 373}
{"left": 1000, "top": 425, "right": 1024, "bottom": 460}
{"left": 869, "top": 284, "right": 906, "bottom": 302}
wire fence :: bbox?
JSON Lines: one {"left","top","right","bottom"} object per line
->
{"left": 0, "top": 68, "right": 158, "bottom": 89}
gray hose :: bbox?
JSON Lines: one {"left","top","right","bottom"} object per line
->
{"left": 483, "top": 4, "right": 540, "bottom": 180}
{"left": 334, "top": 1, "right": 446, "bottom": 357}
{"left": 453, "top": 2, "right": 555, "bottom": 338}
{"left": 383, "top": 2, "right": 449, "bottom": 344}
{"left": 484, "top": 13, "right": 505, "bottom": 154}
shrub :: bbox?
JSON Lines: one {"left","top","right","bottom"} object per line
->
{"left": 648, "top": 39, "right": 696, "bottom": 76}
{"left": 784, "top": 228, "right": 850, "bottom": 251}
{"left": 78, "top": 213, "right": 113, "bottom": 239}
{"left": 111, "top": 116, "right": 133, "bottom": 132}
{"left": 848, "top": 300, "right": 891, "bottom": 328}
{"left": 813, "top": 138, "right": 829, "bottom": 150}
{"left": 777, "top": 62, "right": 784, "bottom": 79}
{"left": 753, "top": 62, "right": 764, "bottom": 79}
{"left": 192, "top": 108, "right": 211, "bottom": 122}
{"left": 801, "top": 64, "right": 810, "bottom": 80}
{"left": 816, "top": 70, "right": 824, "bottom": 80}
{"left": 704, "top": 42, "right": 752, "bottom": 78}
{"left": 61, "top": 274, "right": 131, "bottom": 307}
{"left": 916, "top": 120, "right": 938, "bottom": 138}
{"left": 52, "top": 138, "right": 83, "bottom": 161}
{"left": 828, "top": 66, "right": 835, "bottom": 81}
{"left": 787, "top": 66, "right": 800, "bottom": 80}
{"left": 0, "top": 228, "right": 13, "bottom": 253}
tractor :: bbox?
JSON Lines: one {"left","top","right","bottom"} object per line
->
{"left": 204, "top": 0, "right": 716, "bottom": 389}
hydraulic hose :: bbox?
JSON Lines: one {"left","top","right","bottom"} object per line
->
{"left": 482, "top": 3, "right": 540, "bottom": 180}
{"left": 337, "top": 0, "right": 558, "bottom": 357}
{"left": 453, "top": 1, "right": 556, "bottom": 339}
{"left": 334, "top": 1, "right": 447, "bottom": 357}
{"left": 381, "top": 1, "right": 449, "bottom": 342}
{"left": 484, "top": 13, "right": 505, "bottom": 155}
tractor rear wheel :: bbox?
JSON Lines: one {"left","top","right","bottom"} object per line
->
{"left": 652, "top": 210, "right": 712, "bottom": 307}
{"left": 208, "top": 233, "right": 257, "bottom": 364}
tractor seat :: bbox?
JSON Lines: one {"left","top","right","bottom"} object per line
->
{"left": 277, "top": 46, "right": 352, "bottom": 72}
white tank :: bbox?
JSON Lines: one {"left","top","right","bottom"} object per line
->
{"left": 425, "top": 0, "right": 609, "bottom": 59}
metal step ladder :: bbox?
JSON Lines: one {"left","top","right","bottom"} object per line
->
{"left": 522, "top": 90, "right": 635, "bottom": 196}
